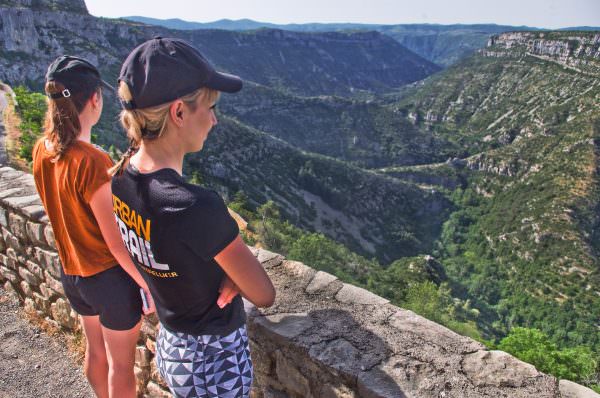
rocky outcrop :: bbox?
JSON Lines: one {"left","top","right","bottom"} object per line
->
{"left": 0, "top": 163, "right": 597, "bottom": 397}
{"left": 483, "top": 32, "right": 600, "bottom": 74}
{"left": 0, "top": 2, "right": 440, "bottom": 97}
{"left": 0, "top": 0, "right": 87, "bottom": 14}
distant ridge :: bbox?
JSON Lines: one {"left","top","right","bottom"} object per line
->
{"left": 122, "top": 16, "right": 554, "bottom": 65}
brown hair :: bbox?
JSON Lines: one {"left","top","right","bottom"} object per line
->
{"left": 109, "top": 81, "right": 219, "bottom": 175}
{"left": 43, "top": 81, "right": 98, "bottom": 161}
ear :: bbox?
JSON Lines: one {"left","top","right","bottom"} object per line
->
{"left": 90, "top": 90, "right": 102, "bottom": 109}
{"left": 169, "top": 100, "right": 185, "bottom": 127}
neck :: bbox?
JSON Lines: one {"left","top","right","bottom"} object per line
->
{"left": 77, "top": 115, "right": 94, "bottom": 143}
{"left": 131, "top": 135, "right": 185, "bottom": 175}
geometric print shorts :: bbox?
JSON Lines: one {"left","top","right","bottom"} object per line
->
{"left": 156, "top": 324, "right": 253, "bottom": 398}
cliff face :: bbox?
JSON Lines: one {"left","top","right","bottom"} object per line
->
{"left": 484, "top": 31, "right": 600, "bottom": 74}
{"left": 0, "top": 4, "right": 439, "bottom": 96}
{"left": 0, "top": 0, "right": 87, "bottom": 14}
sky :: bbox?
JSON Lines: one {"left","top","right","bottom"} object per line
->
{"left": 84, "top": 0, "right": 600, "bottom": 29}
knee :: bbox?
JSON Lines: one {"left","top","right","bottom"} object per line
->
{"left": 84, "top": 346, "right": 108, "bottom": 375}
{"left": 108, "top": 360, "right": 134, "bottom": 379}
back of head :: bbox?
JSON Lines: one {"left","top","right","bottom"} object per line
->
{"left": 43, "top": 55, "right": 111, "bottom": 160}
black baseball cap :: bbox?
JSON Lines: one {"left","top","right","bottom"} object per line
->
{"left": 45, "top": 55, "right": 114, "bottom": 99}
{"left": 118, "top": 37, "right": 243, "bottom": 110}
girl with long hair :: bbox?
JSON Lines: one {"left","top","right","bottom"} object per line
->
{"left": 111, "top": 37, "right": 275, "bottom": 398}
{"left": 32, "top": 55, "right": 155, "bottom": 398}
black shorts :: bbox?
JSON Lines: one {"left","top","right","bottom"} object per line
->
{"left": 60, "top": 265, "right": 142, "bottom": 331}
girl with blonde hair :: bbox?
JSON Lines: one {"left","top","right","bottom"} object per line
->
{"left": 111, "top": 37, "right": 275, "bottom": 398}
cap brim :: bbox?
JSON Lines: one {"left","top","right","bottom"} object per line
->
{"left": 101, "top": 79, "right": 116, "bottom": 93}
{"left": 205, "top": 71, "right": 243, "bottom": 93}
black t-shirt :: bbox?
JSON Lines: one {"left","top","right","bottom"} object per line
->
{"left": 111, "top": 165, "right": 244, "bottom": 335}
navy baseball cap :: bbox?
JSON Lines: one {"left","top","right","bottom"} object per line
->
{"left": 118, "top": 37, "right": 243, "bottom": 110}
{"left": 45, "top": 55, "right": 114, "bottom": 99}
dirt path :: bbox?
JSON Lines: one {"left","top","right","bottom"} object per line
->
{"left": 0, "top": 287, "right": 94, "bottom": 398}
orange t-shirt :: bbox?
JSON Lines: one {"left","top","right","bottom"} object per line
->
{"left": 32, "top": 138, "right": 117, "bottom": 276}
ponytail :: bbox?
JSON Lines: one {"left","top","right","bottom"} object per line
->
{"left": 43, "top": 81, "right": 93, "bottom": 161}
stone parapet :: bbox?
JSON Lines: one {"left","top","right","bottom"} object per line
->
{"left": 0, "top": 164, "right": 597, "bottom": 398}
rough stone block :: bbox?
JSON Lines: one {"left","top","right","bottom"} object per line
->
{"left": 24, "top": 297, "right": 36, "bottom": 313}
{"left": 275, "top": 350, "right": 312, "bottom": 398}
{"left": 462, "top": 350, "right": 540, "bottom": 387}
{"left": 306, "top": 271, "right": 338, "bottom": 294}
{"left": 3, "top": 229, "right": 21, "bottom": 253}
{"left": 256, "top": 249, "right": 284, "bottom": 268}
{"left": 134, "top": 366, "right": 149, "bottom": 396}
{"left": 559, "top": 379, "right": 600, "bottom": 398}
{"left": 0, "top": 187, "right": 24, "bottom": 200}
{"left": 36, "top": 248, "right": 61, "bottom": 278}
{"left": 282, "top": 260, "right": 316, "bottom": 281}
{"left": 320, "top": 384, "right": 356, "bottom": 398}
{"left": 33, "top": 291, "right": 50, "bottom": 313}
{"left": 248, "top": 246, "right": 259, "bottom": 257}
{"left": 146, "top": 338, "right": 156, "bottom": 354}
{"left": 50, "top": 298, "right": 78, "bottom": 330}
{"left": 4, "top": 194, "right": 41, "bottom": 209}
{"left": 39, "top": 282, "right": 58, "bottom": 300}
{"left": 4, "top": 281, "right": 20, "bottom": 300}
{"left": 0, "top": 232, "right": 5, "bottom": 252}
{"left": 243, "top": 297, "right": 259, "bottom": 317}
{"left": 0, "top": 208, "right": 7, "bottom": 227}
{"left": 44, "top": 225, "right": 56, "bottom": 248}
{"left": 262, "top": 387, "right": 290, "bottom": 398}
{"left": 8, "top": 213, "right": 27, "bottom": 240}
{"left": 44, "top": 271, "right": 64, "bottom": 296}
{"left": 21, "top": 205, "right": 46, "bottom": 221}
{"left": 335, "top": 284, "right": 389, "bottom": 305}
{"left": 0, "top": 253, "right": 7, "bottom": 266}
{"left": 253, "top": 313, "right": 314, "bottom": 339}
{"left": 135, "top": 346, "right": 151, "bottom": 369}
{"left": 145, "top": 381, "right": 172, "bottom": 398}
{"left": 140, "top": 317, "right": 159, "bottom": 341}
{"left": 149, "top": 360, "right": 169, "bottom": 389}
{"left": 309, "top": 338, "right": 364, "bottom": 377}
{"left": 6, "top": 246, "right": 17, "bottom": 260}
{"left": 358, "top": 364, "right": 412, "bottom": 398}
{"left": 20, "top": 280, "right": 32, "bottom": 297}
{"left": 26, "top": 221, "right": 45, "bottom": 245}
{"left": 249, "top": 340, "right": 273, "bottom": 376}
{"left": 26, "top": 260, "right": 44, "bottom": 280}
{"left": 388, "top": 309, "right": 485, "bottom": 354}
{"left": 18, "top": 266, "right": 40, "bottom": 286}
{"left": 0, "top": 266, "right": 18, "bottom": 284}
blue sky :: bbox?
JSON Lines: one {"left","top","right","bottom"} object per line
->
{"left": 85, "top": 0, "right": 599, "bottom": 29}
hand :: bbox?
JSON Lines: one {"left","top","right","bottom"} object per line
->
{"left": 141, "top": 287, "right": 156, "bottom": 315}
{"left": 217, "top": 275, "right": 240, "bottom": 309}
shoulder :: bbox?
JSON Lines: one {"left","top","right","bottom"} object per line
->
{"left": 69, "top": 141, "right": 113, "bottom": 167}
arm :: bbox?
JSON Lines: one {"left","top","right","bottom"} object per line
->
{"left": 214, "top": 236, "right": 275, "bottom": 308}
{"left": 89, "top": 182, "right": 155, "bottom": 314}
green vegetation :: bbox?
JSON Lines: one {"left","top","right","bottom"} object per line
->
{"left": 498, "top": 327, "right": 599, "bottom": 390}
{"left": 13, "top": 86, "right": 47, "bottom": 162}
{"left": 228, "top": 194, "right": 483, "bottom": 341}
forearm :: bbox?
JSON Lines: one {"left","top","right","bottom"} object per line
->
{"left": 111, "top": 244, "right": 148, "bottom": 289}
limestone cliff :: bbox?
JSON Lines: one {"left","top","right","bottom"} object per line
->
{"left": 484, "top": 31, "right": 600, "bottom": 74}
{"left": 0, "top": 0, "right": 87, "bottom": 14}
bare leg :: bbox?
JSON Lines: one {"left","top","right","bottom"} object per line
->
{"left": 80, "top": 315, "right": 109, "bottom": 398}
{"left": 102, "top": 321, "right": 141, "bottom": 398}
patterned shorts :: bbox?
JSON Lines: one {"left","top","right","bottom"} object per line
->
{"left": 156, "top": 324, "right": 253, "bottom": 398}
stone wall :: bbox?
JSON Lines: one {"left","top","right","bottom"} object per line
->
{"left": 0, "top": 162, "right": 597, "bottom": 398}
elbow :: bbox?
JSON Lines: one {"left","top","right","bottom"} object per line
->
{"left": 255, "top": 286, "right": 276, "bottom": 308}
